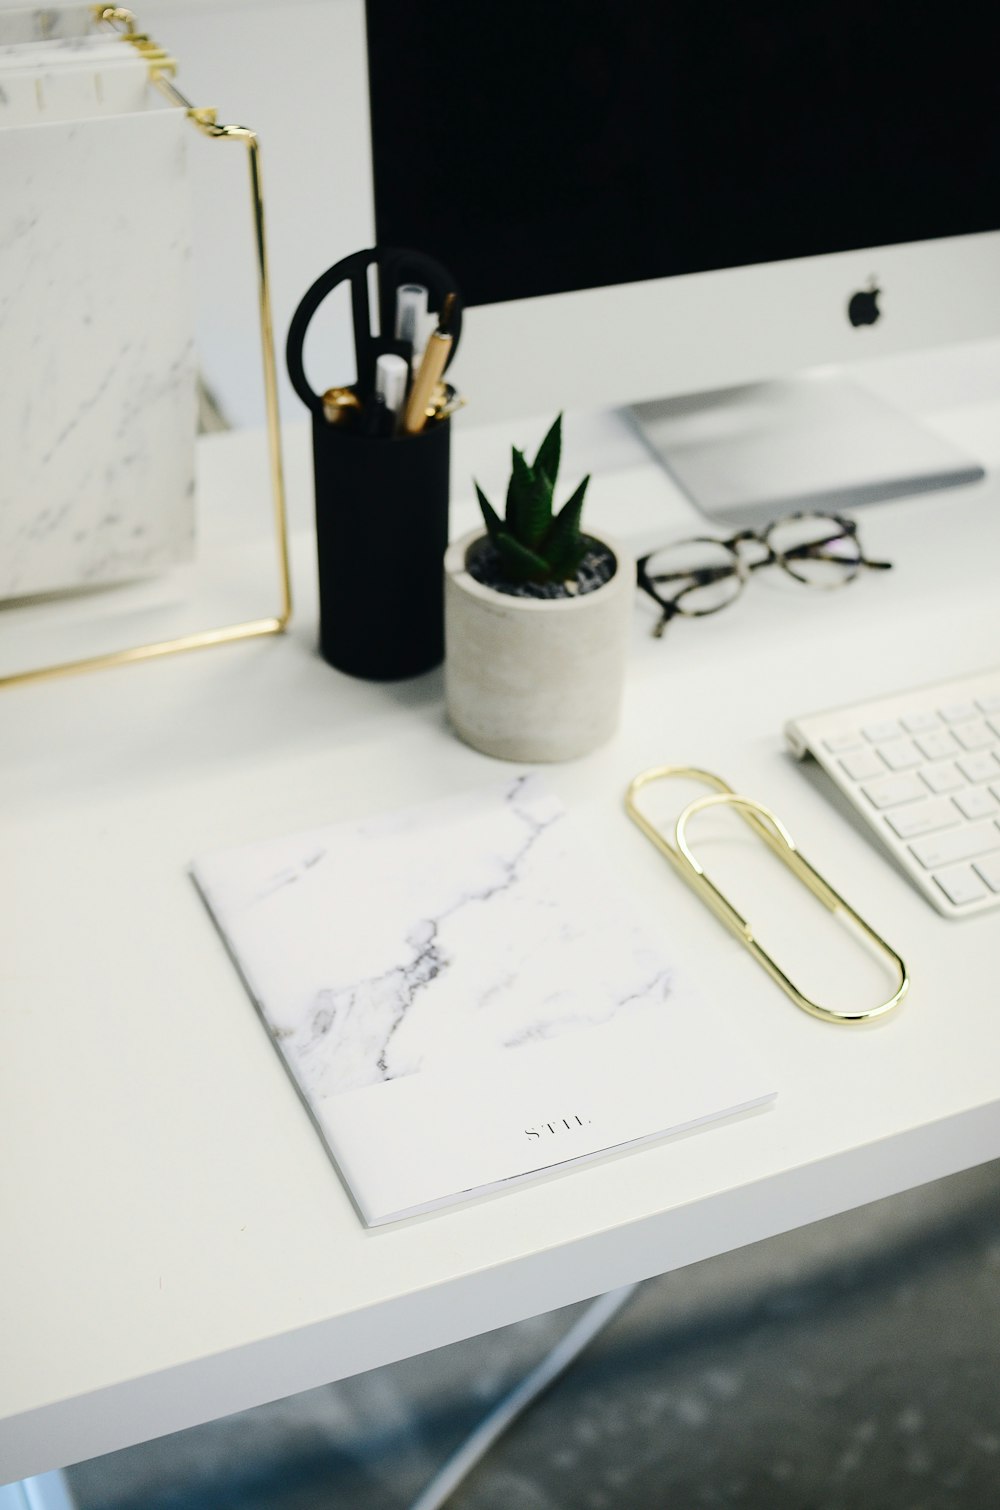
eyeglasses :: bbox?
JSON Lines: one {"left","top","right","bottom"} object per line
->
{"left": 636, "top": 511, "right": 892, "bottom": 637}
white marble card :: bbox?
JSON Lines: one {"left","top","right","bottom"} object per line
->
{"left": 193, "top": 777, "right": 777, "bottom": 1225}
{"left": 0, "top": 101, "right": 196, "bottom": 599}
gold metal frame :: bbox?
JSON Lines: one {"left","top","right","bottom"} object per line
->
{"left": 0, "top": 6, "right": 292, "bottom": 690}
{"left": 625, "top": 765, "right": 909, "bottom": 1024}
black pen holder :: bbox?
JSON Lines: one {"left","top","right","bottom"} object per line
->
{"left": 311, "top": 414, "right": 450, "bottom": 680}
{"left": 286, "top": 246, "right": 462, "bottom": 681}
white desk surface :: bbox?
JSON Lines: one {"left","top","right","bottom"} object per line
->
{"left": 3, "top": 343, "right": 1000, "bottom": 1483}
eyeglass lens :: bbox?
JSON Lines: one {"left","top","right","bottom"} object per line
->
{"left": 765, "top": 514, "right": 862, "bottom": 586}
{"left": 640, "top": 538, "right": 744, "bottom": 617}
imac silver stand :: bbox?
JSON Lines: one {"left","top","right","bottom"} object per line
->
{"left": 629, "top": 370, "right": 984, "bottom": 529}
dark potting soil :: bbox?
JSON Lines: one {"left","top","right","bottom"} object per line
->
{"left": 467, "top": 536, "right": 617, "bottom": 599}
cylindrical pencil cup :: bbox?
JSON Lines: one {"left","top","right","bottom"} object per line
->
{"left": 311, "top": 414, "right": 450, "bottom": 680}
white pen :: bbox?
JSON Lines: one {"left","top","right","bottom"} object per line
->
{"left": 394, "top": 283, "right": 428, "bottom": 364}
{"left": 375, "top": 352, "right": 409, "bottom": 415}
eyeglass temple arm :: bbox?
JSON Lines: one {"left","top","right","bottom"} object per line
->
{"left": 778, "top": 536, "right": 895, "bottom": 573}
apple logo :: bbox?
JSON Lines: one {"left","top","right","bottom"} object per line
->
{"left": 848, "top": 280, "right": 881, "bottom": 328}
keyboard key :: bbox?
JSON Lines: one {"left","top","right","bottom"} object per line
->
{"left": 910, "top": 820, "right": 1000, "bottom": 870}
{"left": 823, "top": 731, "right": 864, "bottom": 753}
{"left": 940, "top": 702, "right": 978, "bottom": 724}
{"left": 862, "top": 773, "right": 927, "bottom": 809}
{"left": 974, "top": 853, "right": 1000, "bottom": 892}
{"left": 794, "top": 673, "right": 1000, "bottom": 916}
{"left": 953, "top": 788, "right": 999, "bottom": 821}
{"left": 878, "top": 739, "right": 923, "bottom": 771}
{"left": 839, "top": 749, "right": 884, "bottom": 780}
{"left": 901, "top": 710, "right": 941, "bottom": 734}
{"left": 915, "top": 729, "right": 960, "bottom": 761}
{"left": 885, "top": 799, "right": 960, "bottom": 840}
{"left": 934, "top": 866, "right": 988, "bottom": 906}
{"left": 921, "top": 761, "right": 966, "bottom": 794}
{"left": 957, "top": 751, "right": 1000, "bottom": 783}
{"left": 862, "top": 719, "right": 903, "bottom": 742}
{"left": 954, "top": 720, "right": 996, "bottom": 751}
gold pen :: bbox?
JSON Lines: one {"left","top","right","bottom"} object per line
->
{"left": 401, "top": 293, "right": 456, "bottom": 435}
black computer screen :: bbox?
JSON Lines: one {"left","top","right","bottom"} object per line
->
{"left": 366, "top": 3, "right": 1000, "bottom": 308}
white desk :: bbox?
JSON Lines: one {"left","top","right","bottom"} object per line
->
{"left": 3, "top": 344, "right": 1000, "bottom": 1486}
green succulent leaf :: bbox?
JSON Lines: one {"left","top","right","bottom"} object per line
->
{"left": 532, "top": 413, "right": 562, "bottom": 495}
{"left": 544, "top": 474, "right": 590, "bottom": 577}
{"left": 509, "top": 448, "right": 552, "bottom": 549}
{"left": 494, "top": 530, "right": 551, "bottom": 584}
{"left": 475, "top": 482, "right": 503, "bottom": 543}
{"left": 553, "top": 472, "right": 589, "bottom": 529}
{"left": 504, "top": 450, "right": 525, "bottom": 540}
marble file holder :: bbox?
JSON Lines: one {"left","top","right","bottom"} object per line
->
{"left": 0, "top": 95, "right": 197, "bottom": 600}
{"left": 0, "top": 46, "right": 153, "bottom": 127}
{"left": 0, "top": 7, "right": 95, "bottom": 44}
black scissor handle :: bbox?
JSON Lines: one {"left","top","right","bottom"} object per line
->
{"left": 286, "top": 247, "right": 462, "bottom": 417}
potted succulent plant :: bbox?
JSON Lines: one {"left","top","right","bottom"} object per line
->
{"left": 444, "top": 415, "right": 633, "bottom": 761}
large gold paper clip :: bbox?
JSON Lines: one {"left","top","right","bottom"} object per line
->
{"left": 625, "top": 766, "right": 909, "bottom": 1025}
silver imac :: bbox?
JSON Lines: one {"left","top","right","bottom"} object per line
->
{"left": 365, "top": 6, "right": 1000, "bottom": 523}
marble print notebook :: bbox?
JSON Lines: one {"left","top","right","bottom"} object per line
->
{"left": 192, "top": 776, "right": 776, "bottom": 1225}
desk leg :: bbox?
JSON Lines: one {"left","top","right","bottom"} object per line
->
{"left": 0, "top": 1473, "right": 76, "bottom": 1510}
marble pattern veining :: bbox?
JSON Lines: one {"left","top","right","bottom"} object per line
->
{"left": 194, "top": 776, "right": 682, "bottom": 1102}
{"left": 0, "top": 101, "right": 196, "bottom": 599}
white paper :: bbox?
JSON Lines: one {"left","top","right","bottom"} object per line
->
{"left": 0, "top": 48, "right": 153, "bottom": 127}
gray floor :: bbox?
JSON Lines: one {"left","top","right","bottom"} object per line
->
{"left": 65, "top": 1158, "right": 1000, "bottom": 1510}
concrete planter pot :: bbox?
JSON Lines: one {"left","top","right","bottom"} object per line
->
{"left": 443, "top": 529, "right": 633, "bottom": 762}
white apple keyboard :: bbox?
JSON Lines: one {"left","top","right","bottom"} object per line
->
{"left": 785, "top": 667, "right": 1000, "bottom": 918}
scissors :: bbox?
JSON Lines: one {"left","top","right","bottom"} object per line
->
{"left": 286, "top": 247, "right": 462, "bottom": 417}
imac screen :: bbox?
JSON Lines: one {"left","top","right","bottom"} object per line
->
{"left": 366, "top": 4, "right": 1000, "bottom": 308}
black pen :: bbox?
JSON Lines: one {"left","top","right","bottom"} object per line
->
{"left": 361, "top": 393, "right": 392, "bottom": 438}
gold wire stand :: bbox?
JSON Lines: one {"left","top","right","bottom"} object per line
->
{"left": 625, "top": 765, "right": 909, "bottom": 1024}
{"left": 0, "top": 6, "right": 292, "bottom": 691}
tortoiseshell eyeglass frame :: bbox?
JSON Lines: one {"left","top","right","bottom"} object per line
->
{"left": 636, "top": 511, "right": 892, "bottom": 637}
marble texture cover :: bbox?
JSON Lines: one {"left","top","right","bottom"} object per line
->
{"left": 0, "top": 100, "right": 196, "bottom": 599}
{"left": 193, "top": 776, "right": 775, "bottom": 1224}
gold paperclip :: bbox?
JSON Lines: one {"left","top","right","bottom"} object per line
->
{"left": 625, "top": 766, "right": 909, "bottom": 1025}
